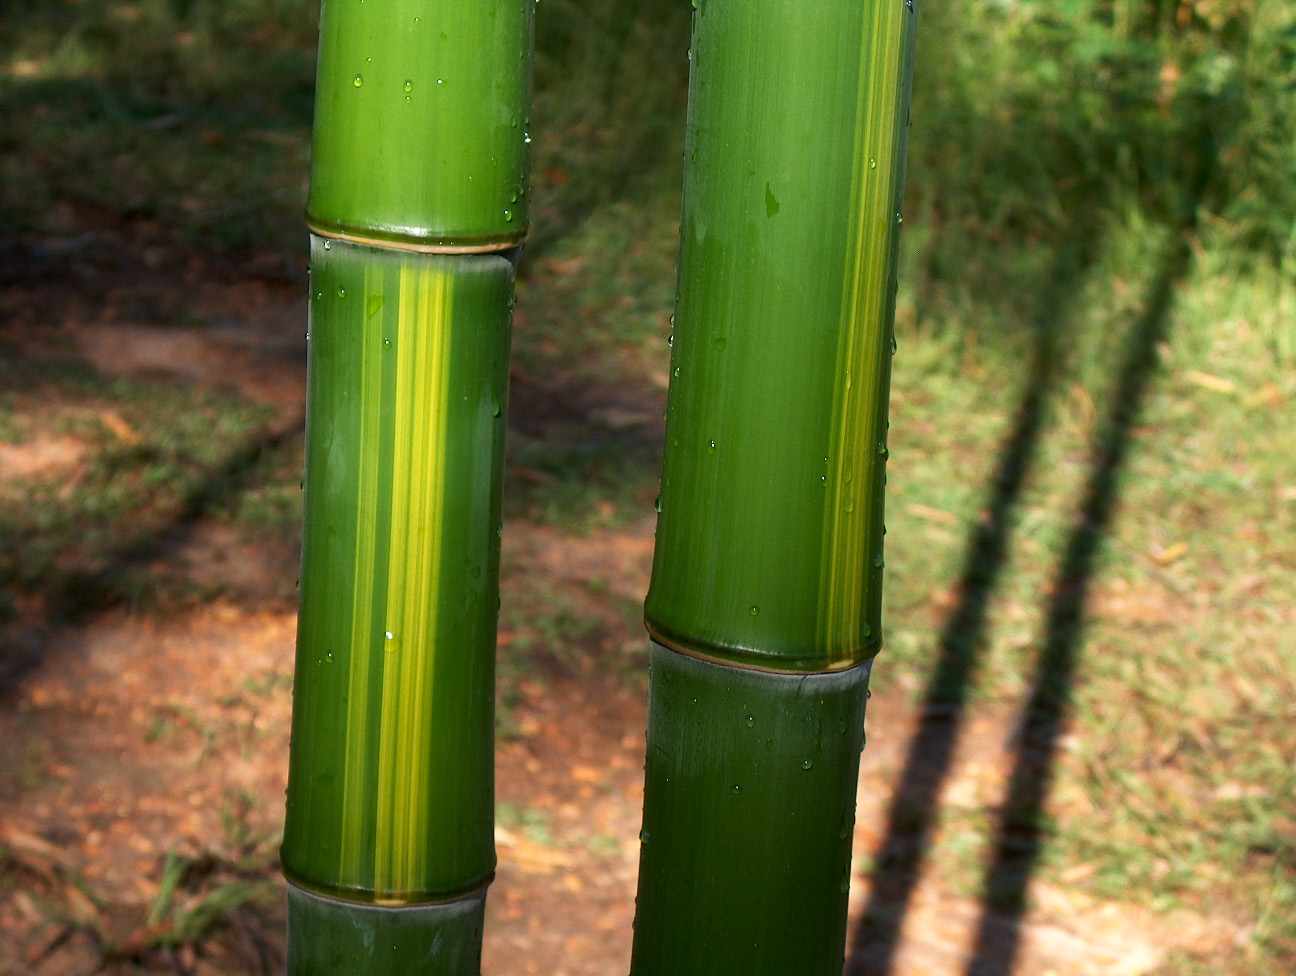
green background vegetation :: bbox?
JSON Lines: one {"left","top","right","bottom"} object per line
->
{"left": 1, "top": 0, "right": 1293, "bottom": 972}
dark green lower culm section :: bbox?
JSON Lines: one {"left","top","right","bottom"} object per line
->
{"left": 629, "top": 641, "right": 871, "bottom": 976}
{"left": 287, "top": 883, "right": 486, "bottom": 976}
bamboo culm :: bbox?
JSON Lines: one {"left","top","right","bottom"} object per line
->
{"left": 281, "top": 0, "right": 532, "bottom": 971}
{"left": 631, "top": 0, "right": 917, "bottom": 972}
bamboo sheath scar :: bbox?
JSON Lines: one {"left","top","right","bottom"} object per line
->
{"left": 633, "top": 0, "right": 916, "bottom": 973}
{"left": 282, "top": 0, "right": 532, "bottom": 971}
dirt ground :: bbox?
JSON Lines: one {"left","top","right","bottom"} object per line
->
{"left": 0, "top": 233, "right": 1230, "bottom": 975}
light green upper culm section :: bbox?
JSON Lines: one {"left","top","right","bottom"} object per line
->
{"left": 308, "top": 0, "right": 534, "bottom": 247}
{"left": 645, "top": 0, "right": 915, "bottom": 672}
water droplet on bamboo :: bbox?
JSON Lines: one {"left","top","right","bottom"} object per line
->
{"left": 890, "top": 335, "right": 898, "bottom": 355}
{"left": 731, "top": 784, "right": 742, "bottom": 794}
{"left": 639, "top": 829, "right": 650, "bottom": 843}
{"left": 801, "top": 758, "right": 814, "bottom": 770}
{"left": 337, "top": 286, "right": 347, "bottom": 298}
{"left": 869, "top": 157, "right": 877, "bottom": 170}
{"left": 714, "top": 336, "right": 727, "bottom": 351}
{"left": 491, "top": 396, "right": 502, "bottom": 418}
{"left": 749, "top": 605, "right": 759, "bottom": 616}
{"left": 353, "top": 74, "right": 363, "bottom": 87}
{"left": 707, "top": 439, "right": 716, "bottom": 454}
{"left": 503, "top": 209, "right": 514, "bottom": 222}
{"left": 322, "top": 240, "right": 332, "bottom": 249}
{"left": 873, "top": 553, "right": 885, "bottom": 567}
{"left": 745, "top": 715, "right": 755, "bottom": 728}
{"left": 843, "top": 496, "right": 854, "bottom": 512}
{"left": 653, "top": 495, "right": 662, "bottom": 513}
{"left": 877, "top": 442, "right": 889, "bottom": 459}
{"left": 837, "top": 720, "right": 848, "bottom": 735}
{"left": 403, "top": 79, "right": 413, "bottom": 92}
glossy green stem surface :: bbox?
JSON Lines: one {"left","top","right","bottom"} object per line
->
{"left": 282, "top": 236, "right": 513, "bottom": 904}
{"left": 287, "top": 884, "right": 486, "bottom": 976}
{"left": 630, "top": 643, "right": 871, "bottom": 976}
{"left": 308, "top": 0, "right": 533, "bottom": 247}
{"left": 645, "top": 0, "right": 916, "bottom": 671}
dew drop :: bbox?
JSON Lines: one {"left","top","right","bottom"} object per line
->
{"left": 869, "top": 157, "right": 877, "bottom": 170}
{"left": 385, "top": 631, "right": 394, "bottom": 640}
{"left": 801, "top": 758, "right": 814, "bottom": 770}
{"left": 304, "top": 331, "right": 310, "bottom": 340}
{"left": 749, "top": 605, "right": 759, "bottom": 616}
{"left": 491, "top": 395, "right": 502, "bottom": 418}
{"left": 707, "top": 439, "right": 716, "bottom": 454}
{"left": 322, "top": 240, "right": 332, "bottom": 249}
{"left": 653, "top": 495, "right": 662, "bottom": 513}
{"left": 877, "top": 442, "right": 889, "bottom": 459}
{"left": 673, "top": 366, "right": 681, "bottom": 377}
{"left": 337, "top": 286, "right": 347, "bottom": 298}
{"left": 383, "top": 337, "right": 391, "bottom": 347}
{"left": 837, "top": 720, "right": 848, "bottom": 735}
{"left": 745, "top": 715, "right": 755, "bottom": 728}
{"left": 873, "top": 553, "right": 885, "bottom": 567}
{"left": 714, "top": 336, "right": 727, "bottom": 351}
{"left": 731, "top": 784, "right": 742, "bottom": 794}
{"left": 839, "top": 868, "right": 851, "bottom": 893}
{"left": 503, "top": 209, "right": 514, "bottom": 222}
{"left": 843, "top": 497, "right": 854, "bottom": 512}
{"left": 326, "top": 651, "right": 334, "bottom": 662}
{"left": 890, "top": 335, "right": 898, "bottom": 355}
{"left": 896, "top": 212, "right": 903, "bottom": 225}
{"left": 667, "top": 334, "right": 674, "bottom": 346}
{"left": 639, "top": 829, "right": 650, "bottom": 843}
{"left": 353, "top": 74, "right": 363, "bottom": 87}
{"left": 403, "top": 79, "right": 413, "bottom": 92}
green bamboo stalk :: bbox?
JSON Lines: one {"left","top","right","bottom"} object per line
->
{"left": 283, "top": 0, "right": 532, "bottom": 970}
{"left": 645, "top": 0, "right": 914, "bottom": 673}
{"left": 308, "top": 0, "right": 533, "bottom": 250}
{"left": 631, "top": 0, "right": 915, "bottom": 972}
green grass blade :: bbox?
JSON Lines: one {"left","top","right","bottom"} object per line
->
{"left": 645, "top": 0, "right": 915, "bottom": 671}
{"left": 282, "top": 236, "right": 514, "bottom": 903}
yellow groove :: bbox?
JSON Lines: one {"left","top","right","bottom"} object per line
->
{"left": 819, "top": 1, "right": 905, "bottom": 657}
{"left": 339, "top": 264, "right": 386, "bottom": 880}
{"left": 373, "top": 260, "right": 452, "bottom": 894}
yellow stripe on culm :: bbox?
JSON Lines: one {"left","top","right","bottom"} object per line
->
{"left": 819, "top": 0, "right": 905, "bottom": 658}
{"left": 373, "top": 260, "right": 453, "bottom": 895}
{"left": 339, "top": 264, "right": 388, "bottom": 882}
